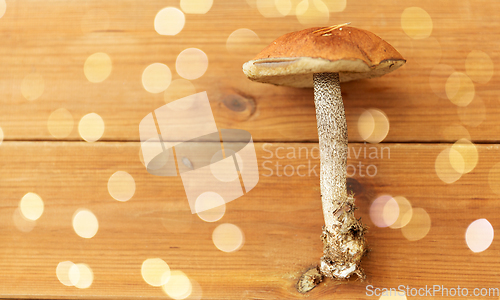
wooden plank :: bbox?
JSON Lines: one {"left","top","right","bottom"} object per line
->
{"left": 0, "top": 141, "right": 498, "bottom": 299}
{"left": 0, "top": 0, "right": 498, "bottom": 143}
{"left": 1, "top": 0, "right": 500, "bottom": 299}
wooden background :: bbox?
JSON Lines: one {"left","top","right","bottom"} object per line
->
{"left": 0, "top": 0, "right": 499, "bottom": 299}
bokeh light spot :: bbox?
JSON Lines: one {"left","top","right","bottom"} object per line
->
{"left": 12, "top": 207, "right": 36, "bottom": 233}
{"left": 180, "top": 0, "right": 213, "bottom": 14}
{"left": 176, "top": 48, "right": 209, "bottom": 80}
{"left": 167, "top": 92, "right": 200, "bottom": 111}
{"left": 358, "top": 110, "right": 374, "bottom": 141}
{"left": 78, "top": 113, "right": 105, "bottom": 142}
{"left": 212, "top": 223, "right": 245, "bottom": 252}
{"left": 466, "top": 218, "right": 494, "bottom": 253}
{"left": 245, "top": 0, "right": 257, "bottom": 8}
{"left": 48, "top": 108, "right": 74, "bottom": 138}
{"left": 195, "top": 192, "right": 226, "bottom": 222}
{"left": 72, "top": 209, "right": 99, "bottom": 239}
{"left": 448, "top": 147, "right": 465, "bottom": 175}
{"left": 186, "top": 278, "right": 203, "bottom": 300}
{"left": 154, "top": 7, "right": 185, "bottom": 36}
{"left": 256, "top": 0, "right": 283, "bottom": 17}
{"left": 226, "top": 28, "right": 260, "bottom": 54}
{"left": 21, "top": 72, "right": 45, "bottom": 101}
{"left": 457, "top": 96, "right": 485, "bottom": 127}
{"left": 358, "top": 109, "right": 390, "bottom": 144}
{"left": 57, "top": 261, "right": 76, "bottom": 287}
{"left": 382, "top": 197, "right": 399, "bottom": 227}
{"left": 84, "top": 52, "right": 112, "bottom": 83}
{"left": 401, "top": 207, "right": 431, "bottom": 241}
{"left": 445, "top": 72, "right": 475, "bottom": 107}
{"left": 401, "top": 7, "right": 433, "bottom": 39}
{"left": 370, "top": 195, "right": 399, "bottom": 228}
{"left": 465, "top": 50, "right": 494, "bottom": 84}
{"left": 164, "top": 79, "right": 197, "bottom": 105}
{"left": 451, "top": 139, "right": 478, "bottom": 174}
{"left": 389, "top": 196, "right": 413, "bottom": 229}
{"left": 69, "top": 263, "right": 94, "bottom": 289}
{"left": 435, "top": 147, "right": 463, "bottom": 184}
{"left": 141, "top": 258, "right": 171, "bottom": 287}
{"left": 296, "top": 0, "right": 329, "bottom": 26}
{"left": 20, "top": 192, "right": 44, "bottom": 221}
{"left": 324, "top": 0, "right": 346, "bottom": 12}
{"left": 108, "top": 171, "right": 136, "bottom": 202}
{"left": 162, "top": 270, "right": 192, "bottom": 299}
{"left": 358, "top": 110, "right": 375, "bottom": 141}
{"left": 142, "top": 63, "right": 172, "bottom": 94}
{"left": 275, "top": 0, "right": 292, "bottom": 15}
{"left": 68, "top": 264, "right": 80, "bottom": 287}
{"left": 0, "top": 0, "right": 6, "bottom": 18}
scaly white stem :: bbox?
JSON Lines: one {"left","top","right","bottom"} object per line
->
{"left": 313, "top": 72, "right": 367, "bottom": 280}
{"left": 313, "top": 72, "right": 348, "bottom": 232}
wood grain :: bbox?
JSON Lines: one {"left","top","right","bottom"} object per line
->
{"left": 0, "top": 142, "right": 499, "bottom": 299}
{"left": 1, "top": 0, "right": 499, "bottom": 299}
{"left": 0, "top": 0, "right": 498, "bottom": 143}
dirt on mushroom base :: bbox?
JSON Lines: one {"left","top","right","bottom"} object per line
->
{"left": 297, "top": 194, "right": 367, "bottom": 293}
{"left": 296, "top": 266, "right": 323, "bottom": 294}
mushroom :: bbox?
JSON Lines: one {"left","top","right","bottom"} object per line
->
{"left": 242, "top": 24, "right": 405, "bottom": 292}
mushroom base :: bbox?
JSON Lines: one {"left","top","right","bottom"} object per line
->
{"left": 296, "top": 194, "right": 367, "bottom": 293}
{"left": 320, "top": 194, "right": 367, "bottom": 280}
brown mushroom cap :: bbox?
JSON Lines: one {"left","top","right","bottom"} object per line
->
{"left": 242, "top": 25, "right": 406, "bottom": 88}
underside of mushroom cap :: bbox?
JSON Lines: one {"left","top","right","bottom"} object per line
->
{"left": 242, "top": 26, "right": 406, "bottom": 88}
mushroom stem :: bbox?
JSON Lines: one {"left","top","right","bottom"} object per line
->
{"left": 313, "top": 72, "right": 367, "bottom": 280}
{"left": 313, "top": 72, "right": 348, "bottom": 232}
